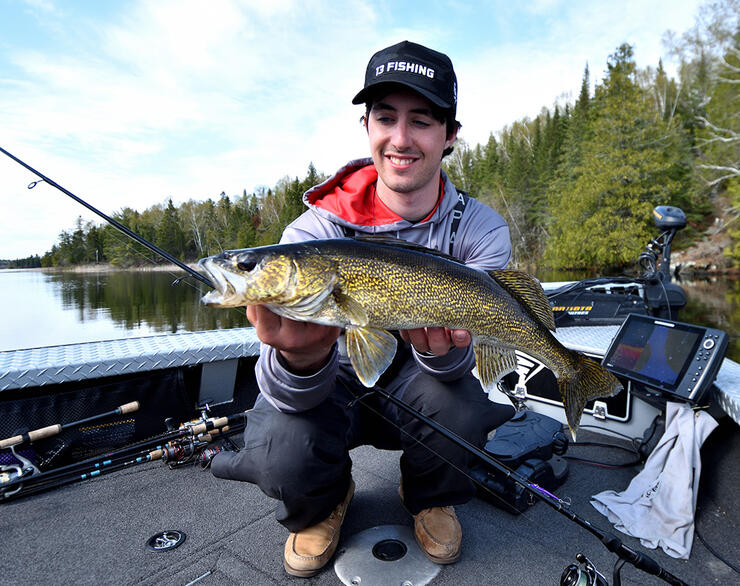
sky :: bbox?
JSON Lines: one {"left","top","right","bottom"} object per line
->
{"left": 0, "top": 0, "right": 705, "bottom": 259}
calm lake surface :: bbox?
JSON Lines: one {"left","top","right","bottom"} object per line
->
{"left": 1, "top": 268, "right": 738, "bottom": 363}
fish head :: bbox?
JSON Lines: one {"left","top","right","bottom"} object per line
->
{"left": 198, "top": 245, "right": 338, "bottom": 310}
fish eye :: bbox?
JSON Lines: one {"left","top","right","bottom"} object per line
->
{"left": 236, "top": 259, "right": 257, "bottom": 272}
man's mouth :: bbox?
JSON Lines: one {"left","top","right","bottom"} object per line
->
{"left": 386, "top": 154, "right": 418, "bottom": 167}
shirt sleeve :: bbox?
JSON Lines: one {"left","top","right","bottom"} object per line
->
{"left": 253, "top": 211, "right": 343, "bottom": 413}
{"left": 256, "top": 343, "right": 339, "bottom": 413}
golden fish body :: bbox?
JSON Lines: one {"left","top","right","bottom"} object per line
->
{"left": 199, "top": 237, "right": 622, "bottom": 437}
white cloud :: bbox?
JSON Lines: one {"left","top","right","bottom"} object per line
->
{"left": 0, "top": 0, "right": 705, "bottom": 258}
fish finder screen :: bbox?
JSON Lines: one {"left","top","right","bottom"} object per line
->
{"left": 605, "top": 316, "right": 702, "bottom": 390}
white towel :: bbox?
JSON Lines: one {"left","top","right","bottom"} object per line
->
{"left": 591, "top": 402, "right": 718, "bottom": 559}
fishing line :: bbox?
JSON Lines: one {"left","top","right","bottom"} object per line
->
{"left": 341, "top": 379, "right": 568, "bottom": 523}
{"left": 2, "top": 146, "right": 685, "bottom": 583}
{"left": 1, "top": 145, "right": 212, "bottom": 288}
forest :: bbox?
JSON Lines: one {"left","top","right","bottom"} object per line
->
{"left": 12, "top": 0, "right": 739, "bottom": 272}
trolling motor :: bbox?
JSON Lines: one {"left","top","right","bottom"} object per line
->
{"left": 638, "top": 206, "right": 687, "bottom": 319}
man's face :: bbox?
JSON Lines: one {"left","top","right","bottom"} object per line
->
{"left": 367, "top": 90, "right": 455, "bottom": 201}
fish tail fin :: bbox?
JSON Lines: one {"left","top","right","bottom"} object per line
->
{"left": 559, "top": 352, "right": 623, "bottom": 440}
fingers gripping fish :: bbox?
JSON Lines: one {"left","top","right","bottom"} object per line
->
{"left": 199, "top": 237, "right": 622, "bottom": 438}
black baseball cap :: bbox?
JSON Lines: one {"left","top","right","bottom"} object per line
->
{"left": 352, "top": 41, "right": 457, "bottom": 117}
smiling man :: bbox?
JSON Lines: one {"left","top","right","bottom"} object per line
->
{"left": 212, "top": 41, "right": 514, "bottom": 577}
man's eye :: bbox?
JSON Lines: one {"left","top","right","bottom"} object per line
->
{"left": 413, "top": 120, "right": 431, "bottom": 127}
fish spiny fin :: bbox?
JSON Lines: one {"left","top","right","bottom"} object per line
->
{"left": 559, "top": 353, "right": 623, "bottom": 440}
{"left": 345, "top": 326, "right": 397, "bottom": 388}
{"left": 488, "top": 269, "right": 556, "bottom": 332}
{"left": 473, "top": 343, "right": 518, "bottom": 391}
{"left": 333, "top": 291, "right": 369, "bottom": 326}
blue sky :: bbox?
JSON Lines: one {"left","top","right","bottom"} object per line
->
{"left": 0, "top": 0, "right": 704, "bottom": 258}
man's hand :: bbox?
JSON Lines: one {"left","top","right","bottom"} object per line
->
{"left": 399, "top": 327, "right": 472, "bottom": 356}
{"left": 247, "top": 305, "right": 341, "bottom": 373}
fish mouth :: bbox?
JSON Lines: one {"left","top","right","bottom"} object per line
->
{"left": 198, "top": 256, "right": 237, "bottom": 306}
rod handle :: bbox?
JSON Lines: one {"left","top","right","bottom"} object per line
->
{"left": 0, "top": 425, "right": 62, "bottom": 448}
{"left": 189, "top": 417, "right": 229, "bottom": 435}
{"left": 118, "top": 401, "right": 140, "bottom": 415}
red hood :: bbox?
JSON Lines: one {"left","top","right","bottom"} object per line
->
{"left": 306, "top": 163, "right": 442, "bottom": 227}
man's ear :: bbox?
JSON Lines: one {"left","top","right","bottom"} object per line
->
{"left": 445, "top": 123, "right": 459, "bottom": 149}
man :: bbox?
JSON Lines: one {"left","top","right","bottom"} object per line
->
{"left": 212, "top": 40, "right": 514, "bottom": 577}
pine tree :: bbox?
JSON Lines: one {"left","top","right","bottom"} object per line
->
{"left": 546, "top": 44, "right": 693, "bottom": 268}
{"left": 155, "top": 199, "right": 185, "bottom": 260}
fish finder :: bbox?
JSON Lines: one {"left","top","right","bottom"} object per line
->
{"left": 602, "top": 313, "right": 728, "bottom": 405}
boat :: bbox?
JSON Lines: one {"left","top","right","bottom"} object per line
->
{"left": 1, "top": 207, "right": 739, "bottom": 585}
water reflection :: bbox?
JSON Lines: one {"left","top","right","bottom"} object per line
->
{"left": 1, "top": 268, "right": 737, "bottom": 362}
{"left": 45, "top": 270, "right": 248, "bottom": 333}
{"left": 678, "top": 276, "right": 740, "bottom": 363}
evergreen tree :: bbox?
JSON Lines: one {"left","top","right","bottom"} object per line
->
{"left": 155, "top": 199, "right": 185, "bottom": 260}
{"left": 546, "top": 44, "right": 693, "bottom": 268}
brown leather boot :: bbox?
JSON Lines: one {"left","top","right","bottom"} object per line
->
{"left": 398, "top": 485, "right": 462, "bottom": 564}
{"left": 413, "top": 506, "right": 462, "bottom": 564}
{"left": 283, "top": 479, "right": 355, "bottom": 577}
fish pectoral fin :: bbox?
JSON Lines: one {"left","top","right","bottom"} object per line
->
{"left": 473, "top": 343, "right": 518, "bottom": 391}
{"left": 488, "top": 269, "right": 556, "bottom": 332}
{"left": 345, "top": 326, "right": 397, "bottom": 388}
{"left": 333, "top": 291, "right": 369, "bottom": 326}
{"left": 279, "top": 279, "right": 337, "bottom": 320}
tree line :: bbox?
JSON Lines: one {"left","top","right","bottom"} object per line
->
{"left": 36, "top": 164, "right": 323, "bottom": 268}
{"left": 17, "top": 1, "right": 740, "bottom": 272}
{"left": 443, "top": 0, "right": 739, "bottom": 269}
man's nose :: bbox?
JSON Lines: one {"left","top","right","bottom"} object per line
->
{"left": 390, "top": 121, "right": 413, "bottom": 149}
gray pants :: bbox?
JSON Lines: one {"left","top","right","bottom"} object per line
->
{"left": 211, "top": 365, "right": 514, "bottom": 532}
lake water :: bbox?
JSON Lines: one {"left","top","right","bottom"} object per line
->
{"left": 1, "top": 268, "right": 738, "bottom": 363}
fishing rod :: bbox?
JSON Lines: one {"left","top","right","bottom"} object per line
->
{"left": 0, "top": 411, "right": 247, "bottom": 502}
{"left": 2, "top": 147, "right": 687, "bottom": 584}
{"left": 370, "top": 387, "right": 687, "bottom": 586}
{"left": 0, "top": 401, "right": 140, "bottom": 449}
{"left": 0, "top": 146, "right": 214, "bottom": 288}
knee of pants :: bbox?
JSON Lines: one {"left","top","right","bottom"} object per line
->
{"left": 246, "top": 407, "right": 350, "bottom": 488}
{"left": 403, "top": 373, "right": 513, "bottom": 440}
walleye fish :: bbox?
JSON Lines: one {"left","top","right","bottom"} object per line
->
{"left": 199, "top": 237, "right": 622, "bottom": 438}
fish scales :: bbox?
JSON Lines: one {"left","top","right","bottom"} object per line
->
{"left": 328, "top": 245, "right": 573, "bottom": 375}
{"left": 199, "top": 237, "right": 622, "bottom": 437}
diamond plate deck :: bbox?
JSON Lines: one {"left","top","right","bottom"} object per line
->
{"left": 0, "top": 328, "right": 260, "bottom": 391}
{"left": 0, "top": 325, "right": 737, "bottom": 425}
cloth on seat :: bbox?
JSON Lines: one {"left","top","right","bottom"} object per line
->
{"left": 590, "top": 402, "right": 718, "bottom": 559}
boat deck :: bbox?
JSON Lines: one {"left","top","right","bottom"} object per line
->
{"left": 2, "top": 420, "right": 738, "bottom": 585}
{"left": 2, "top": 325, "right": 739, "bottom": 585}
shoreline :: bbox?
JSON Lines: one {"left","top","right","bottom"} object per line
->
{"left": 3, "top": 262, "right": 738, "bottom": 278}
{"left": 2, "top": 263, "right": 196, "bottom": 274}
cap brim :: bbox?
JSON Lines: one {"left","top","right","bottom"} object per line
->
{"left": 352, "top": 81, "right": 452, "bottom": 109}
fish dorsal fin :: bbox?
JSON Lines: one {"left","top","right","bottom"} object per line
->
{"left": 351, "top": 235, "right": 461, "bottom": 264}
{"left": 473, "top": 342, "right": 518, "bottom": 391}
{"left": 488, "top": 269, "right": 556, "bottom": 332}
{"left": 344, "top": 326, "right": 397, "bottom": 387}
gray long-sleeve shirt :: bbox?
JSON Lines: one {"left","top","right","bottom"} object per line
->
{"left": 256, "top": 158, "right": 512, "bottom": 413}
